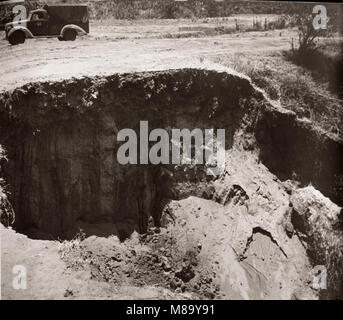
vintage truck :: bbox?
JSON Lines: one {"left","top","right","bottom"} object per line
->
{"left": 5, "top": 4, "right": 89, "bottom": 45}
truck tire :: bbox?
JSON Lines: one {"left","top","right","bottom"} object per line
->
{"left": 9, "top": 30, "right": 26, "bottom": 45}
{"left": 63, "top": 29, "right": 77, "bottom": 41}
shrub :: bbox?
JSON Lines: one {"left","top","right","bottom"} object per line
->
{"left": 160, "top": 0, "right": 178, "bottom": 19}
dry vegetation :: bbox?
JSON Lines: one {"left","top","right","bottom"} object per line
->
{"left": 211, "top": 39, "right": 343, "bottom": 139}
{"left": 1, "top": 0, "right": 341, "bottom": 27}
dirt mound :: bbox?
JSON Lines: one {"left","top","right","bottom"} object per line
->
{"left": 4, "top": 149, "right": 341, "bottom": 299}
{"left": 1, "top": 223, "right": 188, "bottom": 299}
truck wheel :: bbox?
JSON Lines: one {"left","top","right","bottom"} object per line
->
{"left": 58, "top": 36, "right": 64, "bottom": 41}
{"left": 9, "top": 30, "right": 26, "bottom": 45}
{"left": 63, "top": 29, "right": 77, "bottom": 41}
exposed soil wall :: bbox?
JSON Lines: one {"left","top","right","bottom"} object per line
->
{"left": 0, "top": 68, "right": 342, "bottom": 240}
{"left": 0, "top": 69, "right": 259, "bottom": 238}
{"left": 255, "top": 108, "right": 343, "bottom": 206}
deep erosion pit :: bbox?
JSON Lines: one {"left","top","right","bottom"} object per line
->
{"left": 0, "top": 68, "right": 342, "bottom": 240}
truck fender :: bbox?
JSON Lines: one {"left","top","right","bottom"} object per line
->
{"left": 8, "top": 26, "right": 34, "bottom": 39}
{"left": 60, "top": 25, "right": 87, "bottom": 37}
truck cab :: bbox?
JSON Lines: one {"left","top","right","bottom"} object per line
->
{"left": 5, "top": 4, "right": 89, "bottom": 45}
{"left": 28, "top": 9, "right": 49, "bottom": 36}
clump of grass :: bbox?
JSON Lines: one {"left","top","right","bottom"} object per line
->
{"left": 58, "top": 229, "right": 86, "bottom": 265}
{"left": 287, "top": 42, "right": 343, "bottom": 99}
{"left": 278, "top": 64, "right": 343, "bottom": 136}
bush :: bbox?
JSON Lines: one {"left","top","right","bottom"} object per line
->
{"left": 160, "top": 1, "right": 178, "bottom": 19}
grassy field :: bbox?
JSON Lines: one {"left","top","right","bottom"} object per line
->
{"left": 211, "top": 39, "right": 343, "bottom": 138}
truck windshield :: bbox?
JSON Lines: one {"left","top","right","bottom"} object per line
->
{"left": 30, "top": 12, "right": 46, "bottom": 21}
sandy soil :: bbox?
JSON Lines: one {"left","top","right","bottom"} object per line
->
{"left": 1, "top": 224, "right": 188, "bottom": 299}
{"left": 0, "top": 149, "right": 319, "bottom": 300}
{"left": 0, "top": 20, "right": 298, "bottom": 92}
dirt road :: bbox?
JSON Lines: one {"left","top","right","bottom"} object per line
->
{"left": 0, "top": 24, "right": 297, "bottom": 92}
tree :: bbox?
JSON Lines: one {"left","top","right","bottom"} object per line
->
{"left": 295, "top": 11, "right": 331, "bottom": 54}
